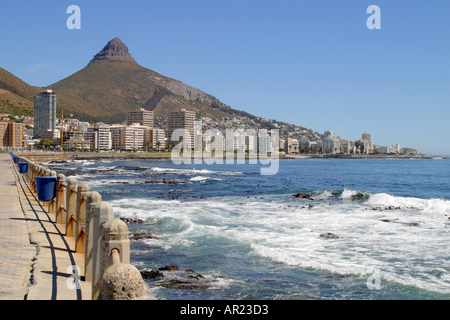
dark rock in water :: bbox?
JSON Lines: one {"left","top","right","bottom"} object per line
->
{"left": 320, "top": 233, "right": 339, "bottom": 239}
{"left": 120, "top": 217, "right": 144, "bottom": 224}
{"left": 293, "top": 193, "right": 313, "bottom": 199}
{"left": 401, "top": 222, "right": 420, "bottom": 227}
{"left": 140, "top": 269, "right": 164, "bottom": 280}
{"left": 159, "top": 265, "right": 179, "bottom": 271}
{"left": 155, "top": 279, "right": 212, "bottom": 290}
{"left": 152, "top": 266, "right": 213, "bottom": 290}
{"left": 65, "top": 170, "right": 80, "bottom": 177}
{"left": 380, "top": 219, "right": 419, "bottom": 227}
{"left": 350, "top": 193, "right": 365, "bottom": 201}
{"left": 129, "top": 232, "right": 159, "bottom": 240}
{"left": 185, "top": 269, "right": 205, "bottom": 280}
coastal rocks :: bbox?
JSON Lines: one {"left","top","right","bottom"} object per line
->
{"left": 293, "top": 193, "right": 313, "bottom": 199}
{"left": 320, "top": 233, "right": 340, "bottom": 240}
{"left": 380, "top": 219, "right": 420, "bottom": 227}
{"left": 185, "top": 269, "right": 206, "bottom": 280}
{"left": 156, "top": 279, "right": 212, "bottom": 290}
{"left": 159, "top": 265, "right": 179, "bottom": 271}
{"left": 140, "top": 270, "right": 164, "bottom": 280}
{"left": 120, "top": 217, "right": 144, "bottom": 224}
{"left": 64, "top": 169, "right": 80, "bottom": 177}
{"left": 140, "top": 266, "right": 215, "bottom": 290}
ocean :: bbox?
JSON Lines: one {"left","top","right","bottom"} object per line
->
{"left": 45, "top": 157, "right": 450, "bottom": 300}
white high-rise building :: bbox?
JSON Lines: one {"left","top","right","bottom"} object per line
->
{"left": 87, "top": 122, "right": 112, "bottom": 151}
{"left": 322, "top": 130, "right": 340, "bottom": 154}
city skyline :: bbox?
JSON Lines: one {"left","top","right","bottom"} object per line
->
{"left": 1, "top": 1, "right": 448, "bottom": 155}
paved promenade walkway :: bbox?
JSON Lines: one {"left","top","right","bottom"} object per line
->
{"left": 0, "top": 154, "right": 91, "bottom": 300}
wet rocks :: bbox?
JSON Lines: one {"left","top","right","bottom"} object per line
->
{"left": 320, "top": 233, "right": 339, "bottom": 240}
{"left": 159, "top": 265, "right": 179, "bottom": 271}
{"left": 155, "top": 279, "right": 212, "bottom": 290}
{"left": 140, "top": 270, "right": 164, "bottom": 280}
{"left": 141, "top": 266, "right": 215, "bottom": 290}
{"left": 64, "top": 169, "right": 80, "bottom": 177}
{"left": 380, "top": 219, "right": 420, "bottom": 227}
{"left": 185, "top": 269, "right": 205, "bottom": 280}
{"left": 293, "top": 193, "right": 313, "bottom": 199}
{"left": 120, "top": 217, "right": 144, "bottom": 224}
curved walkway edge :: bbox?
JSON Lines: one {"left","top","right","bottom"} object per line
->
{"left": 0, "top": 154, "right": 91, "bottom": 300}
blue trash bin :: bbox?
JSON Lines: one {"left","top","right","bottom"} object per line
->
{"left": 13, "top": 156, "right": 19, "bottom": 164}
{"left": 18, "top": 162, "right": 28, "bottom": 174}
{"left": 34, "top": 177, "right": 57, "bottom": 202}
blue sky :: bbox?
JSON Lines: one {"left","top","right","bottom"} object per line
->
{"left": 1, "top": 1, "right": 449, "bottom": 155}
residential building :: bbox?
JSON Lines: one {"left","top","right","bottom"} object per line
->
{"left": 63, "top": 131, "right": 86, "bottom": 143}
{"left": 361, "top": 133, "right": 374, "bottom": 154}
{"left": 339, "top": 139, "right": 351, "bottom": 154}
{"left": 401, "top": 147, "right": 419, "bottom": 155}
{"left": 0, "top": 121, "right": 22, "bottom": 149}
{"left": 144, "top": 128, "right": 166, "bottom": 151}
{"left": 298, "top": 138, "right": 311, "bottom": 151}
{"left": 63, "top": 139, "right": 90, "bottom": 150}
{"left": 87, "top": 122, "right": 112, "bottom": 151}
{"left": 110, "top": 124, "right": 147, "bottom": 151}
{"left": 167, "top": 108, "right": 195, "bottom": 150}
{"left": 33, "top": 89, "right": 57, "bottom": 139}
{"left": 78, "top": 122, "right": 91, "bottom": 132}
{"left": 322, "top": 130, "right": 340, "bottom": 154}
{"left": 126, "top": 108, "right": 154, "bottom": 127}
{"left": 284, "top": 138, "right": 299, "bottom": 154}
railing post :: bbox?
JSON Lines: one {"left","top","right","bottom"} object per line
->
{"left": 65, "top": 178, "right": 78, "bottom": 237}
{"left": 47, "top": 171, "right": 57, "bottom": 215}
{"left": 75, "top": 183, "right": 90, "bottom": 254}
{"left": 30, "top": 163, "right": 36, "bottom": 192}
{"left": 99, "top": 264, "right": 146, "bottom": 300}
{"left": 55, "top": 174, "right": 66, "bottom": 225}
{"left": 84, "top": 192, "right": 102, "bottom": 283}
{"left": 100, "top": 219, "right": 130, "bottom": 278}
{"left": 91, "top": 201, "right": 114, "bottom": 300}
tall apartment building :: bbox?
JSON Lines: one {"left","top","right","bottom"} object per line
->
{"left": 126, "top": 108, "right": 154, "bottom": 127}
{"left": 110, "top": 124, "right": 146, "bottom": 151}
{"left": 167, "top": 108, "right": 195, "bottom": 150}
{"left": 87, "top": 122, "right": 112, "bottom": 151}
{"left": 361, "top": 133, "right": 374, "bottom": 154}
{"left": 33, "top": 89, "right": 57, "bottom": 139}
{"left": 322, "top": 130, "right": 341, "bottom": 154}
{"left": 0, "top": 122, "right": 22, "bottom": 149}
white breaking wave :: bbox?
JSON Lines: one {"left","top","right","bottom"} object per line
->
{"left": 190, "top": 176, "right": 210, "bottom": 182}
{"left": 367, "top": 193, "right": 450, "bottom": 214}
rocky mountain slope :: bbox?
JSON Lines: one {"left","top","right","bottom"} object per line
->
{"left": 50, "top": 38, "right": 254, "bottom": 123}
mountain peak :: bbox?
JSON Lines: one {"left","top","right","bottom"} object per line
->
{"left": 88, "top": 37, "right": 137, "bottom": 66}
